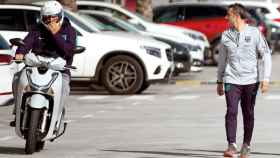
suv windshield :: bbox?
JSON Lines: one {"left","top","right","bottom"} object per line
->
{"left": 82, "top": 13, "right": 139, "bottom": 32}
{"left": 64, "top": 10, "right": 96, "bottom": 33}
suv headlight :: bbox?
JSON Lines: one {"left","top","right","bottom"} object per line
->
{"left": 184, "top": 32, "right": 205, "bottom": 41}
{"left": 141, "top": 46, "right": 161, "bottom": 58}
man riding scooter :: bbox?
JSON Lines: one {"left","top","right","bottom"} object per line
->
{"left": 10, "top": 1, "right": 77, "bottom": 127}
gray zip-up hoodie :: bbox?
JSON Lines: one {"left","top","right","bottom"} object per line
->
{"left": 217, "top": 25, "right": 272, "bottom": 85}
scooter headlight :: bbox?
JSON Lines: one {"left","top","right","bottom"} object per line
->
{"left": 26, "top": 69, "right": 59, "bottom": 92}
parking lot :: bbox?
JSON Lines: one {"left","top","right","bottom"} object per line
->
{"left": 0, "top": 54, "right": 280, "bottom": 158}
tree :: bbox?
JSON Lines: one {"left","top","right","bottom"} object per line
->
{"left": 136, "top": 0, "right": 153, "bottom": 21}
{"left": 56, "top": 0, "right": 77, "bottom": 12}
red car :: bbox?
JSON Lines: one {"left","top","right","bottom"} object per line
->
{"left": 153, "top": 3, "right": 268, "bottom": 64}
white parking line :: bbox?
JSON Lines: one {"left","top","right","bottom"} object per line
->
{"left": 264, "top": 95, "right": 280, "bottom": 100}
{"left": 0, "top": 136, "right": 14, "bottom": 141}
{"left": 64, "top": 120, "right": 76, "bottom": 123}
{"left": 114, "top": 106, "right": 124, "bottom": 110}
{"left": 81, "top": 114, "right": 94, "bottom": 118}
{"left": 132, "top": 102, "right": 140, "bottom": 106}
{"left": 171, "top": 95, "right": 200, "bottom": 100}
{"left": 78, "top": 95, "right": 108, "bottom": 100}
{"left": 126, "top": 95, "right": 155, "bottom": 100}
{"left": 97, "top": 110, "right": 106, "bottom": 113}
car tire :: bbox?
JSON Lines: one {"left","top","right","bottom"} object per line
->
{"left": 101, "top": 55, "right": 144, "bottom": 94}
{"left": 211, "top": 39, "right": 222, "bottom": 65}
{"left": 137, "top": 82, "right": 150, "bottom": 94}
{"left": 184, "top": 61, "right": 191, "bottom": 72}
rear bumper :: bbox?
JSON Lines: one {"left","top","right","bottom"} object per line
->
{"left": 0, "top": 63, "right": 15, "bottom": 97}
{"left": 0, "top": 93, "right": 13, "bottom": 106}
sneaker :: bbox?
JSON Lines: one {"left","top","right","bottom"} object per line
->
{"left": 224, "top": 143, "right": 238, "bottom": 157}
{"left": 239, "top": 144, "right": 250, "bottom": 158}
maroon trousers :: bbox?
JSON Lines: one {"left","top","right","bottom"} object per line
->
{"left": 224, "top": 83, "right": 259, "bottom": 145}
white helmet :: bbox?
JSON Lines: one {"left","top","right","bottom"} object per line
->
{"left": 40, "top": 1, "right": 64, "bottom": 26}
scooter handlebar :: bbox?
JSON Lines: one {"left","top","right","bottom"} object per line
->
{"left": 11, "top": 59, "right": 24, "bottom": 64}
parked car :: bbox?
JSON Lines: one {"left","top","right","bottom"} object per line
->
{"left": 153, "top": 1, "right": 271, "bottom": 64}
{"left": 0, "top": 4, "right": 172, "bottom": 94}
{"left": 76, "top": 1, "right": 209, "bottom": 66}
{"left": 0, "top": 33, "right": 16, "bottom": 105}
{"left": 79, "top": 10, "right": 192, "bottom": 74}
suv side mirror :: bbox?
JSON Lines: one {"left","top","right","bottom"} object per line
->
{"left": 9, "top": 38, "right": 25, "bottom": 47}
{"left": 72, "top": 46, "right": 85, "bottom": 54}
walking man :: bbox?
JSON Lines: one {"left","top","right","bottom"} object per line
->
{"left": 217, "top": 3, "right": 272, "bottom": 158}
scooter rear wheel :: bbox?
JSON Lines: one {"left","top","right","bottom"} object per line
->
{"left": 25, "top": 108, "right": 41, "bottom": 154}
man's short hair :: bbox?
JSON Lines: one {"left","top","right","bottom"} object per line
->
{"left": 228, "top": 3, "right": 249, "bottom": 19}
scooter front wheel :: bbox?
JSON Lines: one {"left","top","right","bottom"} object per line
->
{"left": 25, "top": 108, "right": 41, "bottom": 154}
{"left": 36, "top": 141, "right": 45, "bottom": 152}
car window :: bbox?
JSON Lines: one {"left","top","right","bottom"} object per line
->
{"left": 247, "top": 8, "right": 261, "bottom": 25}
{"left": 186, "top": 6, "right": 227, "bottom": 20}
{"left": 0, "top": 9, "right": 25, "bottom": 31}
{"left": 79, "top": 14, "right": 112, "bottom": 31}
{"left": 0, "top": 34, "right": 9, "bottom": 49}
{"left": 25, "top": 10, "right": 40, "bottom": 31}
{"left": 85, "top": 14, "right": 127, "bottom": 31}
{"left": 64, "top": 11, "right": 95, "bottom": 33}
{"left": 259, "top": 7, "right": 270, "bottom": 14}
{"left": 78, "top": 5, "right": 130, "bottom": 20}
{"left": 110, "top": 15, "right": 140, "bottom": 32}
{"left": 79, "top": 5, "right": 149, "bottom": 31}
{"left": 154, "top": 6, "right": 185, "bottom": 23}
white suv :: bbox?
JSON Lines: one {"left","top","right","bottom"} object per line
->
{"left": 76, "top": 1, "right": 209, "bottom": 65}
{"left": 0, "top": 4, "right": 172, "bottom": 94}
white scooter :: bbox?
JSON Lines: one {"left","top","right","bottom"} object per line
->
{"left": 10, "top": 38, "right": 85, "bottom": 154}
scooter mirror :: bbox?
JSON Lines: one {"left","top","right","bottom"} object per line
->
{"left": 72, "top": 46, "right": 85, "bottom": 54}
{"left": 9, "top": 38, "right": 25, "bottom": 47}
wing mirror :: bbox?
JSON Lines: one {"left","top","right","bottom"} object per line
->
{"left": 72, "top": 46, "right": 85, "bottom": 54}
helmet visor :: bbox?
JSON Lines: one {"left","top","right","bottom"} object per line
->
{"left": 42, "top": 13, "right": 62, "bottom": 24}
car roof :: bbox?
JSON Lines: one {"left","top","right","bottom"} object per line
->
{"left": 0, "top": 4, "right": 41, "bottom": 10}
{"left": 77, "top": 1, "right": 122, "bottom": 9}
{"left": 157, "top": 0, "right": 279, "bottom": 9}
{"left": 79, "top": 10, "right": 114, "bottom": 17}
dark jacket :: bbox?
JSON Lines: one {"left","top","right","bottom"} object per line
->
{"left": 16, "top": 17, "right": 77, "bottom": 76}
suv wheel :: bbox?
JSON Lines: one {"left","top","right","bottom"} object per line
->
{"left": 212, "top": 39, "right": 222, "bottom": 65}
{"left": 102, "top": 55, "right": 144, "bottom": 94}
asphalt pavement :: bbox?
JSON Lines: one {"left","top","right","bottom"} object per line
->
{"left": 1, "top": 54, "right": 280, "bottom": 158}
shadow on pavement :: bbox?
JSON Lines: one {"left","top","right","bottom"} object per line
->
{"left": 0, "top": 146, "right": 24, "bottom": 155}
{"left": 102, "top": 149, "right": 221, "bottom": 158}
{"left": 177, "top": 149, "right": 280, "bottom": 157}
{"left": 102, "top": 148, "right": 280, "bottom": 158}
